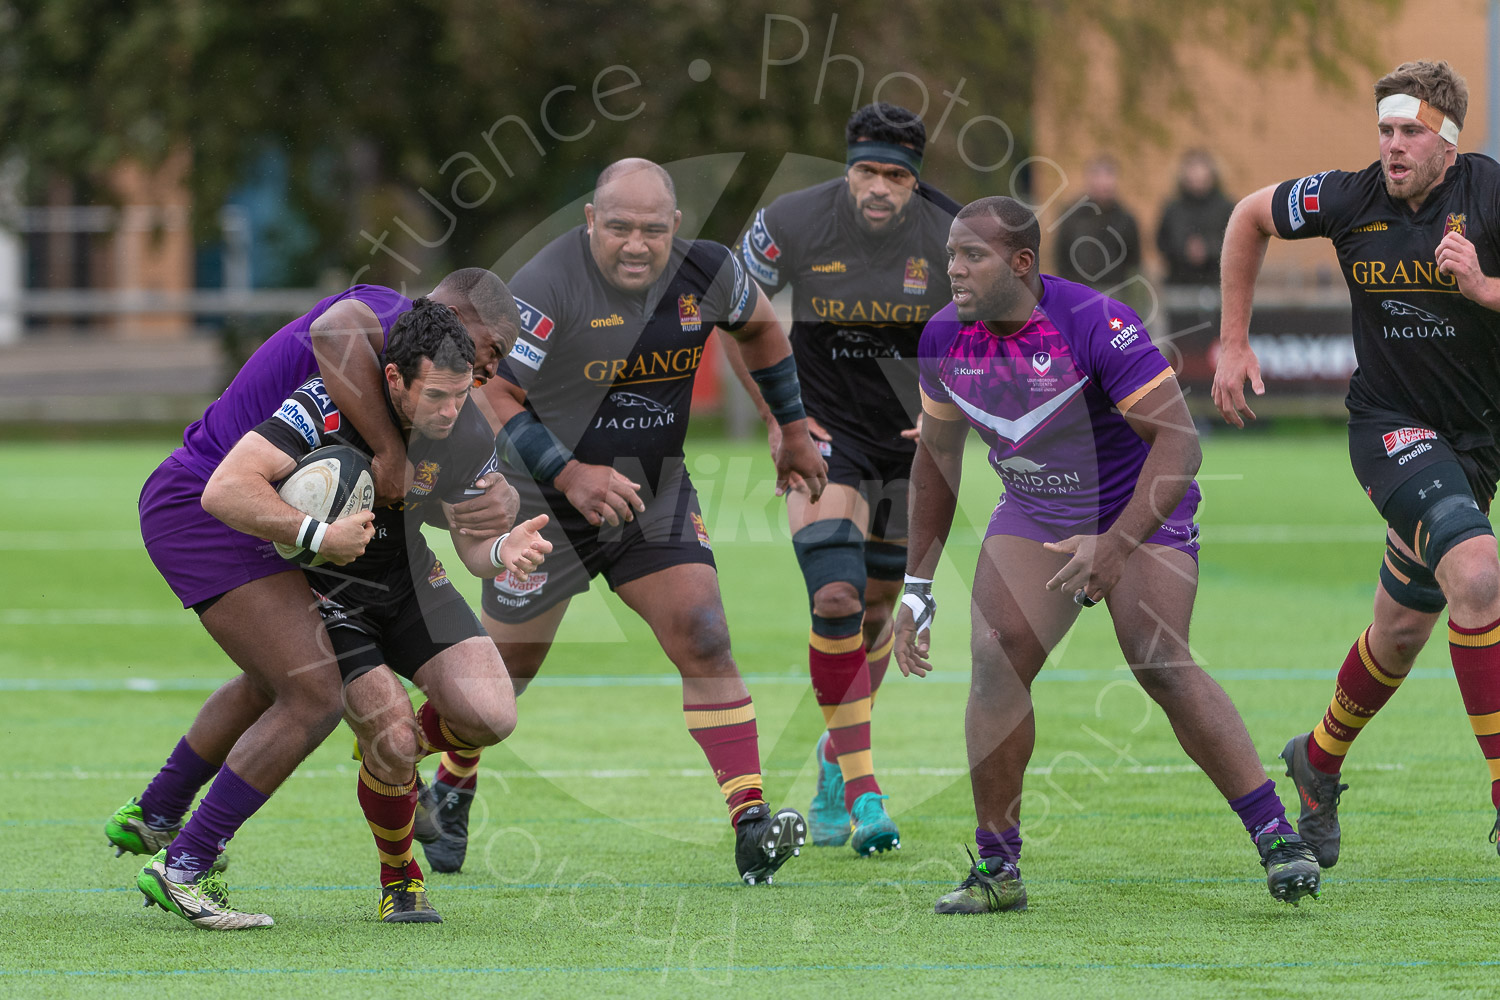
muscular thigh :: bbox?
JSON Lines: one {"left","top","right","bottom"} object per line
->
{"left": 1106, "top": 544, "right": 1198, "bottom": 667}
{"left": 615, "top": 563, "right": 733, "bottom": 671}
{"left": 200, "top": 570, "right": 340, "bottom": 697}
{"left": 970, "top": 535, "right": 1081, "bottom": 687}
{"left": 786, "top": 482, "right": 869, "bottom": 535}
{"left": 413, "top": 635, "right": 516, "bottom": 727}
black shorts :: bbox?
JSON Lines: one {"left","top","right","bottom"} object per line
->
{"left": 818, "top": 435, "right": 913, "bottom": 548}
{"left": 1347, "top": 402, "right": 1496, "bottom": 515}
{"left": 481, "top": 462, "right": 715, "bottom": 623}
{"left": 307, "top": 559, "right": 486, "bottom": 685}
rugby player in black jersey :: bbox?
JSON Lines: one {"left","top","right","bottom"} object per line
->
{"left": 1214, "top": 60, "right": 1500, "bottom": 869}
{"left": 731, "top": 104, "right": 959, "bottom": 855}
{"left": 434, "top": 158, "right": 826, "bottom": 886}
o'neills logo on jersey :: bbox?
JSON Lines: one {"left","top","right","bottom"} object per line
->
{"left": 1352, "top": 220, "right": 1388, "bottom": 233}
{"left": 1383, "top": 426, "right": 1437, "bottom": 457}
{"left": 678, "top": 294, "right": 702, "bottom": 332}
{"left": 1445, "top": 213, "right": 1467, "bottom": 237}
{"left": 590, "top": 313, "right": 625, "bottom": 329}
{"left": 903, "top": 257, "right": 929, "bottom": 295}
{"left": 810, "top": 261, "right": 847, "bottom": 273}
{"left": 493, "top": 568, "right": 547, "bottom": 597}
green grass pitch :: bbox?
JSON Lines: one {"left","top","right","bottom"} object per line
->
{"left": 2, "top": 430, "right": 1498, "bottom": 998}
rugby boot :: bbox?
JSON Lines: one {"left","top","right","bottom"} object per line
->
{"left": 1280, "top": 732, "right": 1349, "bottom": 868}
{"left": 379, "top": 877, "right": 442, "bottom": 924}
{"left": 1489, "top": 808, "right": 1500, "bottom": 857}
{"left": 1256, "top": 825, "right": 1321, "bottom": 905}
{"left": 412, "top": 776, "right": 440, "bottom": 846}
{"left": 809, "top": 731, "right": 851, "bottom": 846}
{"left": 849, "top": 792, "right": 900, "bottom": 856}
{"left": 419, "top": 779, "right": 474, "bottom": 873}
{"left": 734, "top": 803, "right": 806, "bottom": 885}
{"left": 934, "top": 847, "right": 1027, "bottom": 914}
{"left": 107, "top": 799, "right": 227, "bottom": 872}
{"left": 137, "top": 850, "right": 272, "bottom": 930}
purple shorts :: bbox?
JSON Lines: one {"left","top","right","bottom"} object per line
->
{"left": 139, "top": 452, "right": 297, "bottom": 609}
{"left": 985, "top": 485, "right": 1202, "bottom": 561}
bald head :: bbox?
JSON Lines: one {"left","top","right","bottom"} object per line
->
{"left": 586, "top": 159, "right": 682, "bottom": 292}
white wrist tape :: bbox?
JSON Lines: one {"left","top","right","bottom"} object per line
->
{"left": 489, "top": 532, "right": 512, "bottom": 569}
{"left": 296, "top": 514, "right": 329, "bottom": 553}
{"left": 1378, "top": 93, "right": 1461, "bottom": 145}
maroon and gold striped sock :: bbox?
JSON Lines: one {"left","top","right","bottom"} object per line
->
{"left": 416, "top": 700, "right": 480, "bottom": 758}
{"left": 810, "top": 629, "right": 881, "bottom": 812}
{"left": 1308, "top": 626, "right": 1405, "bottom": 774}
{"left": 357, "top": 764, "right": 422, "bottom": 886}
{"left": 683, "top": 696, "right": 764, "bottom": 826}
{"left": 435, "top": 749, "right": 481, "bottom": 791}
{"left": 1450, "top": 615, "right": 1500, "bottom": 808}
{"left": 866, "top": 629, "right": 894, "bottom": 704}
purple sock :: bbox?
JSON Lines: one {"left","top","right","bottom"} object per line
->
{"left": 165, "top": 765, "right": 268, "bottom": 877}
{"left": 138, "top": 737, "right": 218, "bottom": 830}
{"left": 1229, "top": 779, "right": 1290, "bottom": 841}
{"left": 975, "top": 824, "right": 1022, "bottom": 867}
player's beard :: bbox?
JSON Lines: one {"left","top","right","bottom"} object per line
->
{"left": 1384, "top": 147, "right": 1446, "bottom": 202}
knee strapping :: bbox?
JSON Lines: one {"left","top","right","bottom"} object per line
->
{"left": 1380, "top": 537, "right": 1447, "bottom": 613}
{"left": 864, "top": 539, "right": 907, "bottom": 581}
{"left": 793, "top": 519, "right": 866, "bottom": 619}
{"left": 1417, "top": 493, "right": 1493, "bottom": 570}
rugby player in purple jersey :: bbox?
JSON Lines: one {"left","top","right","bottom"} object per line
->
{"left": 106, "top": 272, "right": 521, "bottom": 927}
{"left": 894, "top": 196, "right": 1319, "bottom": 912}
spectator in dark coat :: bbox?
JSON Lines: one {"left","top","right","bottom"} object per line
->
{"left": 1157, "top": 150, "right": 1235, "bottom": 287}
{"left": 1054, "top": 154, "right": 1141, "bottom": 292}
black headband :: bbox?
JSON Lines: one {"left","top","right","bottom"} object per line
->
{"left": 846, "top": 140, "right": 922, "bottom": 177}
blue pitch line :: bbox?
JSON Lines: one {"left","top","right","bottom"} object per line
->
{"left": 7, "top": 959, "right": 1500, "bottom": 977}
{"left": 0, "top": 666, "right": 1458, "bottom": 692}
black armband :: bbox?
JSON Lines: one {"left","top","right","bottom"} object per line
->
{"left": 748, "top": 355, "right": 807, "bottom": 426}
{"left": 496, "top": 411, "right": 574, "bottom": 484}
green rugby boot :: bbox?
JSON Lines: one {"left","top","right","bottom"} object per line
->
{"left": 106, "top": 798, "right": 178, "bottom": 857}
{"left": 137, "top": 850, "right": 271, "bottom": 930}
{"left": 1256, "top": 825, "right": 1321, "bottom": 905}
{"left": 106, "top": 799, "right": 228, "bottom": 872}
{"left": 734, "top": 803, "right": 806, "bottom": 885}
{"left": 1280, "top": 733, "right": 1348, "bottom": 868}
{"left": 809, "top": 732, "right": 851, "bottom": 846}
{"left": 380, "top": 878, "right": 442, "bottom": 923}
{"left": 849, "top": 792, "right": 900, "bottom": 856}
{"left": 934, "top": 848, "right": 1027, "bottom": 914}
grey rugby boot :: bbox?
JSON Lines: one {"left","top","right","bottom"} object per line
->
{"left": 1280, "top": 733, "right": 1349, "bottom": 868}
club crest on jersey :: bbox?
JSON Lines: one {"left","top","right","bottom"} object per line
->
{"left": 428, "top": 559, "right": 450, "bottom": 588}
{"left": 1032, "top": 352, "right": 1052, "bottom": 377}
{"left": 411, "top": 460, "right": 440, "bottom": 497}
{"left": 690, "top": 511, "right": 712, "bottom": 550}
{"left": 513, "top": 295, "right": 555, "bottom": 342}
{"left": 678, "top": 293, "right": 702, "bottom": 332}
{"left": 903, "top": 257, "right": 929, "bottom": 295}
{"left": 1445, "top": 213, "right": 1467, "bottom": 237}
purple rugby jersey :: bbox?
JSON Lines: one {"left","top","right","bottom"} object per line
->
{"left": 173, "top": 285, "right": 410, "bottom": 481}
{"left": 918, "top": 275, "right": 1197, "bottom": 530}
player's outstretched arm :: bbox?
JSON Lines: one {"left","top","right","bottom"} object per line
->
{"left": 894, "top": 411, "right": 968, "bottom": 678}
{"left": 202, "top": 431, "right": 375, "bottom": 565}
{"left": 1211, "top": 185, "right": 1278, "bottom": 428}
{"left": 715, "top": 331, "right": 833, "bottom": 490}
{"left": 724, "top": 293, "right": 828, "bottom": 501}
{"left": 452, "top": 513, "right": 552, "bottom": 580}
{"left": 1044, "top": 377, "right": 1200, "bottom": 604}
{"left": 310, "top": 299, "right": 409, "bottom": 505}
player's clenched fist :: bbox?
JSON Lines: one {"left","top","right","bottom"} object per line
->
{"left": 321, "top": 510, "right": 376, "bottom": 565}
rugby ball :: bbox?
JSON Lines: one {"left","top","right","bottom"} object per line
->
{"left": 273, "top": 445, "right": 375, "bottom": 567}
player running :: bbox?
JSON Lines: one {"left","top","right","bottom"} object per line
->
{"left": 138, "top": 299, "right": 548, "bottom": 928}
{"left": 109, "top": 272, "right": 521, "bottom": 922}
{"left": 412, "top": 159, "right": 827, "bottom": 886}
{"left": 896, "top": 197, "right": 1320, "bottom": 912}
{"left": 1213, "top": 60, "right": 1500, "bottom": 868}
{"left": 731, "top": 103, "right": 959, "bottom": 855}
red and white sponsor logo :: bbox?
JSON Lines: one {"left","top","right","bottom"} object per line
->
{"left": 494, "top": 569, "right": 547, "bottom": 596}
{"left": 1108, "top": 317, "right": 1124, "bottom": 331}
{"left": 1382, "top": 427, "right": 1437, "bottom": 457}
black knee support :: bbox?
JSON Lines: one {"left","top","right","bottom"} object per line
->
{"left": 1379, "top": 536, "right": 1446, "bottom": 613}
{"left": 792, "top": 519, "right": 866, "bottom": 630}
{"left": 864, "top": 538, "right": 907, "bottom": 581}
{"left": 1383, "top": 461, "right": 1494, "bottom": 571}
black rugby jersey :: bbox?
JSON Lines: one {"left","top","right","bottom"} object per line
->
{"left": 739, "top": 177, "right": 960, "bottom": 458}
{"left": 255, "top": 375, "right": 500, "bottom": 579}
{"left": 498, "top": 226, "right": 758, "bottom": 486}
{"left": 1271, "top": 154, "right": 1500, "bottom": 449}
